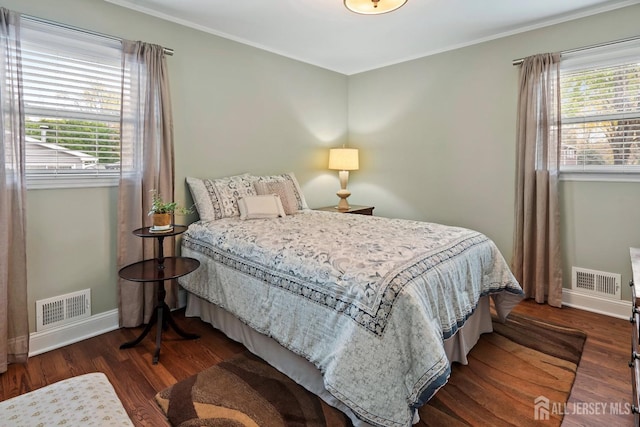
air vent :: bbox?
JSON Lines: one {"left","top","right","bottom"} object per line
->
{"left": 36, "top": 289, "right": 91, "bottom": 332}
{"left": 571, "top": 267, "right": 620, "bottom": 299}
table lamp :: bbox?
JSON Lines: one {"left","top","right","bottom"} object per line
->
{"left": 328, "top": 147, "right": 359, "bottom": 210}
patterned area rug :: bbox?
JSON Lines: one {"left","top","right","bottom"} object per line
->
{"left": 418, "top": 312, "right": 587, "bottom": 426}
{"left": 155, "top": 351, "right": 352, "bottom": 427}
{"left": 155, "top": 313, "right": 586, "bottom": 427}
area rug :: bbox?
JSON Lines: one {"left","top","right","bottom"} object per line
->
{"left": 418, "top": 312, "right": 587, "bottom": 426}
{"left": 155, "top": 350, "right": 352, "bottom": 427}
{"left": 155, "top": 312, "right": 586, "bottom": 427}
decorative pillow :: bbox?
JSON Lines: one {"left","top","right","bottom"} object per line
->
{"left": 251, "top": 172, "right": 309, "bottom": 212}
{"left": 238, "top": 194, "right": 286, "bottom": 220}
{"left": 254, "top": 180, "right": 298, "bottom": 215}
{"left": 186, "top": 174, "right": 256, "bottom": 221}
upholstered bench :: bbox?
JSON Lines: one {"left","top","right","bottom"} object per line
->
{"left": 0, "top": 372, "right": 133, "bottom": 426}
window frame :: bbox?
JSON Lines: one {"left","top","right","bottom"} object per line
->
{"left": 559, "top": 41, "right": 640, "bottom": 182}
{"left": 20, "top": 17, "right": 123, "bottom": 190}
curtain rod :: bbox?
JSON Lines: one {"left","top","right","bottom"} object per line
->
{"left": 22, "top": 14, "right": 174, "bottom": 57}
{"left": 512, "top": 34, "right": 640, "bottom": 66}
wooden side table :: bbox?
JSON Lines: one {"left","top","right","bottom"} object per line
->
{"left": 314, "top": 205, "right": 374, "bottom": 215}
{"left": 118, "top": 225, "right": 200, "bottom": 364}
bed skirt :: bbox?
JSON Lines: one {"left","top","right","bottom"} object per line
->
{"left": 186, "top": 292, "right": 493, "bottom": 426}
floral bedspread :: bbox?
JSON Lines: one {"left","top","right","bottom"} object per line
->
{"left": 179, "top": 211, "right": 523, "bottom": 427}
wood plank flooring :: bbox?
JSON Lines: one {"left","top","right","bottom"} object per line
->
{"left": 0, "top": 299, "right": 635, "bottom": 426}
{"left": 514, "top": 301, "right": 634, "bottom": 427}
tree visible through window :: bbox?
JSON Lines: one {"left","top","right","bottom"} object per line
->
{"left": 25, "top": 120, "right": 120, "bottom": 168}
{"left": 560, "top": 44, "right": 640, "bottom": 173}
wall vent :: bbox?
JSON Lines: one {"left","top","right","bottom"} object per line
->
{"left": 571, "top": 267, "right": 620, "bottom": 299}
{"left": 36, "top": 289, "right": 91, "bottom": 332}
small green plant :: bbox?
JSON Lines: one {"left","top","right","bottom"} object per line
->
{"left": 148, "top": 189, "right": 192, "bottom": 216}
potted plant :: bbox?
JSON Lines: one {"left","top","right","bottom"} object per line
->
{"left": 148, "top": 189, "right": 192, "bottom": 229}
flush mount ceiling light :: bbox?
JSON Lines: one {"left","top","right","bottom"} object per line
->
{"left": 344, "top": 0, "right": 407, "bottom": 15}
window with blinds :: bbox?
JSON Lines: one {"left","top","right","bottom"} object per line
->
{"left": 560, "top": 41, "right": 640, "bottom": 174}
{"left": 21, "top": 18, "right": 122, "bottom": 188}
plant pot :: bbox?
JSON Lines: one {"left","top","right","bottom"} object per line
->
{"left": 152, "top": 213, "right": 172, "bottom": 228}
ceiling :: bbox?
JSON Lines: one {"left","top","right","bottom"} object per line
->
{"left": 105, "top": 0, "right": 640, "bottom": 75}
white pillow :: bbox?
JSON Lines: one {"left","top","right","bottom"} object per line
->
{"left": 237, "top": 194, "right": 286, "bottom": 220}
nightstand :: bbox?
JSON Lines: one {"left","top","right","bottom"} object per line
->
{"left": 118, "top": 225, "right": 200, "bottom": 364}
{"left": 314, "top": 205, "right": 374, "bottom": 215}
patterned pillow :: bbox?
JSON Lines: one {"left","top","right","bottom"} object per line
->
{"left": 254, "top": 180, "right": 298, "bottom": 215}
{"left": 251, "top": 172, "right": 309, "bottom": 213}
{"left": 186, "top": 174, "right": 256, "bottom": 221}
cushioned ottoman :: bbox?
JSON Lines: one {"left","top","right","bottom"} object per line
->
{"left": 0, "top": 372, "right": 133, "bottom": 426}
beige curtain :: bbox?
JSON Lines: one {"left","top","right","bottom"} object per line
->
{"left": 0, "top": 7, "right": 29, "bottom": 373}
{"left": 512, "top": 53, "right": 563, "bottom": 308}
{"left": 118, "top": 40, "right": 175, "bottom": 327}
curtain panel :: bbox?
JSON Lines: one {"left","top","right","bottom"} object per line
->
{"left": 118, "top": 41, "right": 176, "bottom": 327}
{"left": 0, "top": 7, "right": 29, "bottom": 373}
{"left": 512, "top": 53, "right": 563, "bottom": 308}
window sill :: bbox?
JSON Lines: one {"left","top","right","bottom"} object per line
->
{"left": 27, "top": 176, "right": 119, "bottom": 190}
{"left": 560, "top": 172, "right": 640, "bottom": 183}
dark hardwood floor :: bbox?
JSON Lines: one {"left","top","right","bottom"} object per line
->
{"left": 514, "top": 301, "right": 634, "bottom": 427}
{"left": 0, "top": 299, "right": 635, "bottom": 426}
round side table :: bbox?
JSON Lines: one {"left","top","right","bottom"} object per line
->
{"left": 119, "top": 225, "right": 199, "bottom": 364}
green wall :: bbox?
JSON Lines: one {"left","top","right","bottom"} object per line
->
{"left": 5, "top": 0, "right": 640, "bottom": 333}
{"left": 5, "top": 0, "right": 347, "bottom": 332}
{"left": 347, "top": 4, "right": 640, "bottom": 301}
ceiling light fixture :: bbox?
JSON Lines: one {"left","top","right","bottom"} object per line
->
{"left": 344, "top": 0, "right": 407, "bottom": 15}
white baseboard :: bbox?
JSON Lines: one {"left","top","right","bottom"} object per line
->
{"left": 29, "top": 309, "right": 120, "bottom": 357}
{"left": 25, "top": 290, "right": 630, "bottom": 357}
{"left": 562, "top": 289, "right": 630, "bottom": 320}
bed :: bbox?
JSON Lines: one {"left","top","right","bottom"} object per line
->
{"left": 179, "top": 173, "right": 524, "bottom": 427}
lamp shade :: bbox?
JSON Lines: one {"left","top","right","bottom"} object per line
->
{"left": 329, "top": 148, "right": 359, "bottom": 171}
{"left": 344, "top": 0, "right": 407, "bottom": 15}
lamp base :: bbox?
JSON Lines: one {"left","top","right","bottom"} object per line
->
{"left": 336, "top": 197, "right": 350, "bottom": 210}
{"left": 336, "top": 188, "right": 351, "bottom": 210}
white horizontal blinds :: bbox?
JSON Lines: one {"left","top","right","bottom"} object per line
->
{"left": 20, "top": 18, "right": 122, "bottom": 183}
{"left": 560, "top": 41, "right": 640, "bottom": 172}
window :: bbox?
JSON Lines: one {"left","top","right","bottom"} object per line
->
{"left": 560, "top": 41, "right": 640, "bottom": 176}
{"left": 21, "top": 18, "right": 122, "bottom": 188}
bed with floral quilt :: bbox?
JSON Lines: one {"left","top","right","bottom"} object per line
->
{"left": 179, "top": 174, "right": 523, "bottom": 427}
